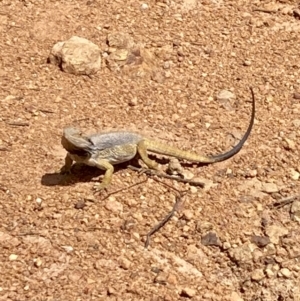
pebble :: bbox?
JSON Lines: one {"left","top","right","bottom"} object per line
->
{"left": 74, "top": 199, "right": 86, "bottom": 209}
{"left": 105, "top": 197, "right": 123, "bottom": 213}
{"left": 283, "top": 137, "right": 296, "bottom": 150}
{"left": 243, "top": 60, "right": 251, "bottom": 66}
{"left": 292, "top": 119, "right": 300, "bottom": 127}
{"left": 216, "top": 89, "right": 236, "bottom": 102}
{"left": 182, "top": 209, "right": 193, "bottom": 221}
{"left": 154, "top": 272, "right": 167, "bottom": 285}
{"left": 181, "top": 169, "right": 194, "bottom": 180}
{"left": 9, "top": 254, "right": 18, "bottom": 261}
{"left": 190, "top": 186, "right": 198, "bottom": 194}
{"left": 166, "top": 273, "right": 178, "bottom": 285}
{"left": 128, "top": 97, "right": 138, "bottom": 106}
{"left": 119, "top": 257, "right": 131, "bottom": 270}
{"left": 293, "top": 92, "right": 300, "bottom": 99}
{"left": 228, "top": 243, "right": 255, "bottom": 263}
{"left": 61, "top": 245, "right": 74, "bottom": 253}
{"left": 265, "top": 224, "right": 289, "bottom": 244}
{"left": 140, "top": 3, "right": 149, "bottom": 10}
{"left": 33, "top": 258, "right": 42, "bottom": 267}
{"left": 261, "top": 182, "right": 279, "bottom": 193}
{"left": 265, "top": 267, "right": 275, "bottom": 278}
{"left": 180, "top": 287, "right": 196, "bottom": 298}
{"left": 35, "top": 197, "right": 42, "bottom": 204}
{"left": 186, "top": 122, "right": 195, "bottom": 129}
{"left": 279, "top": 268, "right": 292, "bottom": 278}
{"left": 251, "top": 269, "right": 265, "bottom": 281}
{"left": 290, "top": 201, "right": 300, "bottom": 222}
{"left": 230, "top": 292, "right": 244, "bottom": 301}
{"left": 201, "top": 231, "right": 221, "bottom": 247}
{"left": 251, "top": 235, "right": 270, "bottom": 248}
{"left": 288, "top": 168, "right": 300, "bottom": 180}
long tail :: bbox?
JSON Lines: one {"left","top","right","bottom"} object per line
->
{"left": 144, "top": 87, "right": 255, "bottom": 163}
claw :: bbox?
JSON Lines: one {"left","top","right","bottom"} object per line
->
{"left": 93, "top": 182, "right": 109, "bottom": 192}
{"left": 59, "top": 166, "right": 72, "bottom": 175}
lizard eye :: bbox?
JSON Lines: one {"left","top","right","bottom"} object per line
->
{"left": 87, "top": 137, "right": 95, "bottom": 146}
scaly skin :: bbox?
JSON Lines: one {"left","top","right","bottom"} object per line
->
{"left": 60, "top": 87, "right": 255, "bottom": 190}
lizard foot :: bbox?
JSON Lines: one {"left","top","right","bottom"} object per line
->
{"left": 136, "top": 167, "right": 150, "bottom": 175}
{"left": 59, "top": 166, "right": 72, "bottom": 175}
{"left": 93, "top": 182, "right": 109, "bottom": 193}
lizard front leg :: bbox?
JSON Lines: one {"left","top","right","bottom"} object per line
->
{"left": 93, "top": 159, "right": 114, "bottom": 191}
{"left": 60, "top": 153, "right": 74, "bottom": 174}
{"left": 137, "top": 140, "right": 159, "bottom": 170}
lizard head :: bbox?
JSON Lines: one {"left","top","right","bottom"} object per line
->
{"left": 61, "top": 126, "right": 92, "bottom": 154}
{"left": 63, "top": 126, "right": 82, "bottom": 138}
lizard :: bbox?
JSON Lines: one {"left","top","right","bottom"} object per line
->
{"left": 60, "top": 87, "right": 255, "bottom": 191}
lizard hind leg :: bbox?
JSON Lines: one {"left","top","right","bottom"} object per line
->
{"left": 137, "top": 140, "right": 159, "bottom": 170}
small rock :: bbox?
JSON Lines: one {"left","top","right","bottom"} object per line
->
{"left": 294, "top": 9, "right": 300, "bottom": 18}
{"left": 154, "top": 272, "right": 167, "bottom": 285}
{"left": 251, "top": 235, "right": 270, "bottom": 248}
{"left": 244, "top": 169, "right": 257, "bottom": 178}
{"left": 61, "top": 245, "right": 74, "bottom": 253}
{"left": 75, "top": 199, "right": 86, "bottom": 209}
{"left": 186, "top": 123, "right": 195, "bottom": 129}
{"left": 36, "top": 197, "right": 42, "bottom": 204}
{"left": 189, "top": 186, "right": 198, "bottom": 194}
{"left": 9, "top": 254, "right": 18, "bottom": 261}
{"left": 109, "top": 48, "right": 128, "bottom": 61}
{"left": 181, "top": 170, "right": 194, "bottom": 180}
{"left": 265, "top": 267, "right": 275, "bottom": 278}
{"left": 216, "top": 89, "right": 236, "bottom": 102}
{"left": 119, "top": 257, "right": 131, "bottom": 270}
{"left": 140, "top": 3, "right": 149, "bottom": 10}
{"left": 151, "top": 267, "right": 162, "bottom": 274}
{"left": 48, "top": 36, "right": 101, "bottom": 75}
{"left": 128, "top": 97, "right": 138, "bottom": 106}
{"left": 193, "top": 177, "right": 215, "bottom": 192}
{"left": 294, "top": 92, "right": 300, "bottom": 99}
{"left": 228, "top": 243, "right": 256, "bottom": 263}
{"left": 182, "top": 210, "right": 193, "bottom": 221}
{"left": 261, "top": 182, "right": 279, "bottom": 193}
{"left": 33, "top": 258, "right": 42, "bottom": 267}
{"left": 265, "top": 224, "right": 288, "bottom": 244}
{"left": 172, "top": 113, "right": 180, "bottom": 121}
{"left": 290, "top": 200, "right": 300, "bottom": 222}
{"left": 107, "top": 287, "right": 117, "bottom": 295}
{"left": 283, "top": 137, "right": 296, "bottom": 150}
{"left": 230, "top": 291, "right": 244, "bottom": 301}
{"left": 292, "top": 119, "right": 300, "bottom": 127}
{"left": 105, "top": 197, "right": 123, "bottom": 213}
{"left": 201, "top": 231, "right": 221, "bottom": 247}
{"left": 243, "top": 60, "right": 251, "bottom": 66}
{"left": 288, "top": 168, "right": 300, "bottom": 180}
{"left": 166, "top": 273, "right": 178, "bottom": 285}
{"left": 251, "top": 269, "right": 265, "bottom": 281}
{"left": 107, "top": 32, "right": 135, "bottom": 49}
{"left": 180, "top": 287, "right": 196, "bottom": 298}
{"left": 223, "top": 241, "right": 231, "bottom": 250}
{"left": 279, "top": 268, "right": 292, "bottom": 278}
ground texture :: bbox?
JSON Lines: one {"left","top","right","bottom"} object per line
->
{"left": 1, "top": 0, "right": 300, "bottom": 300}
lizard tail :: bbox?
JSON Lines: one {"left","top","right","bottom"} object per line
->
{"left": 145, "top": 87, "right": 255, "bottom": 163}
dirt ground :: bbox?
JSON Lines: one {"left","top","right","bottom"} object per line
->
{"left": 1, "top": 0, "right": 300, "bottom": 300}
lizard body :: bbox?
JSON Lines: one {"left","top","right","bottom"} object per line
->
{"left": 60, "top": 88, "right": 255, "bottom": 190}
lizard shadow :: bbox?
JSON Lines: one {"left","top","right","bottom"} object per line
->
{"left": 41, "top": 163, "right": 131, "bottom": 187}
{"left": 41, "top": 155, "right": 207, "bottom": 187}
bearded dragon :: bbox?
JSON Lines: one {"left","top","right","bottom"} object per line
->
{"left": 60, "top": 87, "right": 255, "bottom": 190}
